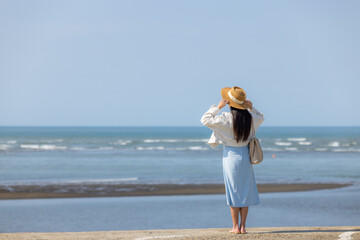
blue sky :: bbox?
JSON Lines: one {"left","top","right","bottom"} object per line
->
{"left": 1, "top": 0, "right": 359, "bottom": 126}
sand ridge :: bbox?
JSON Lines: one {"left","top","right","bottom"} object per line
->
{"left": 0, "top": 183, "right": 350, "bottom": 199}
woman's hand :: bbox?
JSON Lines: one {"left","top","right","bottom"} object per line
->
{"left": 243, "top": 99, "right": 253, "bottom": 109}
{"left": 217, "top": 99, "right": 229, "bottom": 109}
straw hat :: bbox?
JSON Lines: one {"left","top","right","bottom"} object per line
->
{"left": 221, "top": 86, "right": 247, "bottom": 110}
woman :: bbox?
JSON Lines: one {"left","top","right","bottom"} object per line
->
{"left": 200, "top": 86, "right": 264, "bottom": 234}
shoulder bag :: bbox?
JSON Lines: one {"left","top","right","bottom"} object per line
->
{"left": 248, "top": 118, "right": 263, "bottom": 165}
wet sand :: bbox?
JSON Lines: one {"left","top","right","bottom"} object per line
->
{"left": 0, "top": 226, "right": 359, "bottom": 240}
{"left": 0, "top": 183, "right": 350, "bottom": 199}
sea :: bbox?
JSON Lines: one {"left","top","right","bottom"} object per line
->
{"left": 0, "top": 126, "right": 360, "bottom": 232}
{"left": 1, "top": 126, "right": 359, "bottom": 186}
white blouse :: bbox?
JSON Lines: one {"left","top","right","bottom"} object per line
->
{"left": 201, "top": 104, "right": 265, "bottom": 149}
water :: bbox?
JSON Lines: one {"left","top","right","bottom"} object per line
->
{"left": 1, "top": 185, "right": 359, "bottom": 233}
{"left": 1, "top": 126, "right": 360, "bottom": 233}
{"left": 0, "top": 127, "right": 360, "bottom": 186}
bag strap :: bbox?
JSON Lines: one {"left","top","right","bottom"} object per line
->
{"left": 250, "top": 115, "right": 256, "bottom": 139}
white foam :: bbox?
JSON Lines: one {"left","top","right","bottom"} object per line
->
{"left": 143, "top": 139, "right": 161, "bottom": 143}
{"left": 135, "top": 146, "right": 209, "bottom": 151}
{"left": 285, "top": 147, "right": 298, "bottom": 151}
{"left": 113, "top": 140, "right": 132, "bottom": 145}
{"left": 163, "top": 139, "right": 179, "bottom": 143}
{"left": 20, "top": 144, "right": 40, "bottom": 149}
{"left": 186, "top": 139, "right": 208, "bottom": 142}
{"left": 328, "top": 141, "right": 340, "bottom": 147}
{"left": 188, "top": 146, "right": 208, "bottom": 150}
{"left": 298, "top": 141, "right": 312, "bottom": 145}
{"left": 332, "top": 148, "right": 360, "bottom": 152}
{"left": 2, "top": 177, "right": 140, "bottom": 186}
{"left": 71, "top": 146, "right": 115, "bottom": 151}
{"left": 288, "top": 138, "right": 307, "bottom": 141}
{"left": 98, "top": 147, "right": 114, "bottom": 150}
{"left": 170, "top": 147, "right": 187, "bottom": 151}
{"left": 70, "top": 147, "right": 87, "bottom": 151}
{"left": 332, "top": 149, "right": 347, "bottom": 152}
{"left": 275, "top": 142, "right": 292, "bottom": 146}
{"left": 262, "top": 147, "right": 283, "bottom": 152}
{"left": 20, "top": 144, "right": 67, "bottom": 150}
{"left": 155, "top": 146, "right": 165, "bottom": 150}
{"left": 136, "top": 146, "right": 165, "bottom": 151}
{"left": 42, "top": 144, "right": 67, "bottom": 150}
{"left": 143, "top": 139, "right": 179, "bottom": 143}
{"left": 61, "top": 177, "right": 139, "bottom": 185}
{"left": 315, "top": 148, "right": 328, "bottom": 152}
{"left": 0, "top": 144, "right": 11, "bottom": 150}
{"left": 7, "top": 140, "right": 17, "bottom": 144}
{"left": 40, "top": 139, "right": 64, "bottom": 143}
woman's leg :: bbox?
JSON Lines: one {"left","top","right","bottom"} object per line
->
{"left": 229, "top": 207, "right": 240, "bottom": 233}
{"left": 239, "top": 207, "right": 249, "bottom": 233}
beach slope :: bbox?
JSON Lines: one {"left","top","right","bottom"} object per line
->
{"left": 1, "top": 226, "right": 359, "bottom": 240}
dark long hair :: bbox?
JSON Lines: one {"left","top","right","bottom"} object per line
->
{"left": 230, "top": 106, "right": 252, "bottom": 142}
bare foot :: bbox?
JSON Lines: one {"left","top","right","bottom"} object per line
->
{"left": 240, "top": 225, "right": 247, "bottom": 234}
{"left": 229, "top": 227, "right": 241, "bottom": 234}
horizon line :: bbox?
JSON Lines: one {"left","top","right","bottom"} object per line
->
{"left": 0, "top": 125, "right": 359, "bottom": 128}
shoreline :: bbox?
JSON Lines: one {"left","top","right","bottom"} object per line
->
{"left": 0, "top": 183, "right": 350, "bottom": 200}
{"left": 0, "top": 226, "right": 359, "bottom": 240}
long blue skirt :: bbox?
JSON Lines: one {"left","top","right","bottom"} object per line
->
{"left": 222, "top": 145, "right": 260, "bottom": 207}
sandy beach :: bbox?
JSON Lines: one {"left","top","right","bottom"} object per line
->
{"left": 0, "top": 183, "right": 350, "bottom": 199}
{"left": 0, "top": 226, "right": 359, "bottom": 240}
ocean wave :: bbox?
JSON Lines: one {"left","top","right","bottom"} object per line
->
{"left": 275, "top": 142, "right": 292, "bottom": 146}
{"left": 328, "top": 141, "right": 340, "bottom": 147}
{"left": 20, "top": 144, "right": 42, "bottom": 149}
{"left": 70, "top": 146, "right": 115, "bottom": 151}
{"left": 7, "top": 140, "right": 17, "bottom": 144}
{"left": 136, "top": 146, "right": 165, "bottom": 150}
{"left": 143, "top": 139, "right": 209, "bottom": 143}
{"left": 285, "top": 147, "right": 298, "bottom": 151}
{"left": 135, "top": 146, "right": 209, "bottom": 151}
{"left": 298, "top": 141, "right": 312, "bottom": 145}
{"left": 143, "top": 139, "right": 161, "bottom": 143}
{"left": 143, "top": 139, "right": 179, "bottom": 143}
{"left": 188, "top": 146, "right": 208, "bottom": 151}
{"left": 288, "top": 138, "right": 307, "bottom": 141}
{"left": 112, "top": 140, "right": 132, "bottom": 145}
{"left": 162, "top": 139, "right": 180, "bottom": 143}
{"left": 70, "top": 147, "right": 87, "bottom": 151}
{"left": 262, "top": 147, "right": 283, "bottom": 152}
{"left": 40, "top": 139, "right": 64, "bottom": 143}
{"left": 55, "top": 177, "right": 140, "bottom": 185}
{"left": 0, "top": 177, "right": 140, "bottom": 187}
{"left": 185, "top": 139, "right": 208, "bottom": 142}
{"left": 66, "top": 145, "right": 210, "bottom": 152}
{"left": 20, "top": 144, "right": 67, "bottom": 150}
{"left": 98, "top": 147, "right": 114, "bottom": 150}
{"left": 315, "top": 148, "right": 328, "bottom": 151}
{"left": 332, "top": 148, "right": 360, "bottom": 152}
{"left": 332, "top": 148, "right": 348, "bottom": 152}
{"left": 0, "top": 144, "right": 11, "bottom": 150}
